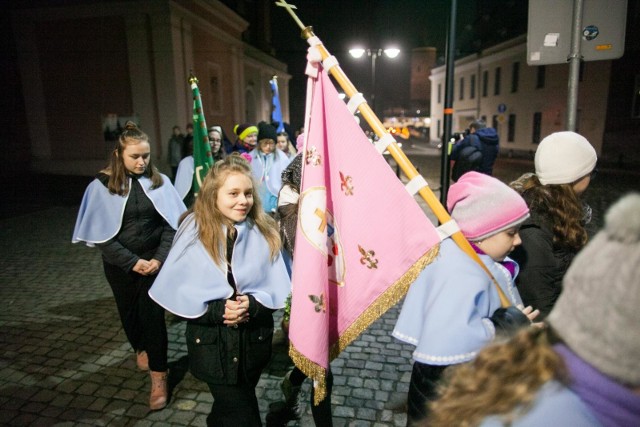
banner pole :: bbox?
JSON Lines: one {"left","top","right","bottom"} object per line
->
{"left": 277, "top": 1, "right": 510, "bottom": 307}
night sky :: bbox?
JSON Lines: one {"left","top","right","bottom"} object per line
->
{"left": 269, "top": 0, "right": 528, "bottom": 128}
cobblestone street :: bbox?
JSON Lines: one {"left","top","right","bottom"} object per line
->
{"left": 1, "top": 154, "right": 638, "bottom": 426}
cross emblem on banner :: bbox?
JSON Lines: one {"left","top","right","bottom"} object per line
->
{"left": 315, "top": 208, "right": 327, "bottom": 233}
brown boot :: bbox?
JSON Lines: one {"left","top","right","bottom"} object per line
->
{"left": 149, "top": 370, "right": 168, "bottom": 410}
{"left": 136, "top": 351, "right": 149, "bottom": 371}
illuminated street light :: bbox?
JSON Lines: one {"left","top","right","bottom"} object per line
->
{"left": 349, "top": 47, "right": 401, "bottom": 115}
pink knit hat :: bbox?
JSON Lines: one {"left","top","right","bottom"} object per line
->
{"left": 447, "top": 172, "right": 530, "bottom": 241}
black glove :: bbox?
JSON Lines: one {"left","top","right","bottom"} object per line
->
{"left": 490, "top": 306, "right": 531, "bottom": 337}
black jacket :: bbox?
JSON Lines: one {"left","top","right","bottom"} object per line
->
{"left": 96, "top": 173, "right": 175, "bottom": 271}
{"left": 186, "top": 295, "right": 274, "bottom": 386}
{"left": 510, "top": 214, "right": 576, "bottom": 320}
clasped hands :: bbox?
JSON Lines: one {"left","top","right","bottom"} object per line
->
{"left": 132, "top": 258, "right": 162, "bottom": 276}
{"left": 224, "top": 294, "right": 250, "bottom": 327}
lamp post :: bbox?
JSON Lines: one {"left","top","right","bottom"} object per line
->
{"left": 349, "top": 47, "right": 400, "bottom": 115}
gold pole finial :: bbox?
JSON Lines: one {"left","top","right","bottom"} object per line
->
{"left": 301, "top": 26, "right": 315, "bottom": 40}
{"left": 189, "top": 72, "right": 198, "bottom": 85}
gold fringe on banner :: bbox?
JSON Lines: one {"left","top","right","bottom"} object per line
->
{"left": 289, "top": 244, "right": 440, "bottom": 405}
{"left": 330, "top": 244, "right": 440, "bottom": 359}
{"left": 289, "top": 343, "right": 328, "bottom": 405}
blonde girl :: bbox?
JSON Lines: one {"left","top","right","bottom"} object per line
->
{"left": 150, "top": 153, "right": 290, "bottom": 426}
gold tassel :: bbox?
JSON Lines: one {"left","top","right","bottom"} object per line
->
{"left": 289, "top": 344, "right": 327, "bottom": 405}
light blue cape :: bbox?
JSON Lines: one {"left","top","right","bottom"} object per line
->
{"left": 392, "top": 238, "right": 522, "bottom": 365}
{"left": 149, "top": 214, "right": 291, "bottom": 318}
{"left": 249, "top": 148, "right": 291, "bottom": 196}
{"left": 71, "top": 174, "right": 186, "bottom": 247}
{"left": 174, "top": 156, "right": 194, "bottom": 199}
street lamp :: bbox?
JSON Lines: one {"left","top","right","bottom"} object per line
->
{"left": 349, "top": 47, "right": 400, "bottom": 115}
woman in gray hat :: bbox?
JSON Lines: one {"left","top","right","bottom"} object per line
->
{"left": 426, "top": 193, "right": 640, "bottom": 427}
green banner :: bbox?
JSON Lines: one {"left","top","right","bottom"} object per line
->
{"left": 189, "top": 75, "right": 213, "bottom": 196}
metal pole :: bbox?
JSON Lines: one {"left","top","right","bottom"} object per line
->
{"left": 439, "top": 0, "right": 457, "bottom": 206}
{"left": 567, "top": 0, "right": 584, "bottom": 131}
{"left": 370, "top": 50, "right": 378, "bottom": 115}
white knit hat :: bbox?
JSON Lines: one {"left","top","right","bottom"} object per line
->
{"left": 547, "top": 193, "right": 640, "bottom": 386}
{"left": 534, "top": 131, "right": 597, "bottom": 185}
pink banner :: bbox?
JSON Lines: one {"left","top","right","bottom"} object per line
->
{"left": 289, "top": 66, "right": 441, "bottom": 403}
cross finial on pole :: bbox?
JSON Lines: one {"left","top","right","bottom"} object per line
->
{"left": 189, "top": 71, "right": 198, "bottom": 85}
{"left": 275, "top": 0, "right": 306, "bottom": 30}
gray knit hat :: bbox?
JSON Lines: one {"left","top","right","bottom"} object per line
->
{"left": 547, "top": 193, "right": 640, "bottom": 386}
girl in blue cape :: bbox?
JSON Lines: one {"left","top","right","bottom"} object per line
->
{"left": 392, "top": 172, "right": 540, "bottom": 426}
{"left": 173, "top": 125, "right": 228, "bottom": 208}
{"left": 72, "top": 121, "right": 186, "bottom": 410}
{"left": 250, "top": 122, "right": 292, "bottom": 214}
{"left": 149, "top": 154, "right": 290, "bottom": 426}
{"left": 428, "top": 194, "right": 640, "bottom": 427}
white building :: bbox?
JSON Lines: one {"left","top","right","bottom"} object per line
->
{"left": 429, "top": 35, "right": 611, "bottom": 155}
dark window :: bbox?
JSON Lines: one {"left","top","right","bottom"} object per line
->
{"left": 536, "top": 66, "right": 546, "bottom": 89}
{"left": 494, "top": 67, "right": 501, "bottom": 95}
{"left": 508, "top": 114, "right": 516, "bottom": 142}
{"left": 492, "top": 115, "right": 498, "bottom": 129}
{"left": 481, "top": 115, "right": 487, "bottom": 123}
{"left": 470, "top": 74, "right": 476, "bottom": 99}
{"left": 459, "top": 77, "right": 465, "bottom": 100}
{"left": 579, "top": 62, "right": 585, "bottom": 82}
{"left": 482, "top": 71, "right": 488, "bottom": 97}
{"left": 511, "top": 62, "right": 519, "bottom": 93}
{"left": 532, "top": 112, "right": 542, "bottom": 143}
{"left": 438, "top": 83, "right": 442, "bottom": 104}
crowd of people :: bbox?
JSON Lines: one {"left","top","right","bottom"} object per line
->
{"left": 71, "top": 119, "right": 639, "bottom": 426}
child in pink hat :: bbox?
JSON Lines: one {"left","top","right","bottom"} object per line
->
{"left": 393, "top": 172, "right": 539, "bottom": 426}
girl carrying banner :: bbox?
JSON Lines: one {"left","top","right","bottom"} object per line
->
{"left": 266, "top": 147, "right": 334, "bottom": 427}
{"left": 393, "top": 172, "right": 540, "bottom": 426}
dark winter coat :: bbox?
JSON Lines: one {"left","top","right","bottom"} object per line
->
{"left": 510, "top": 213, "right": 576, "bottom": 320}
{"left": 96, "top": 173, "right": 175, "bottom": 272}
{"left": 186, "top": 295, "right": 274, "bottom": 386}
{"left": 452, "top": 128, "right": 500, "bottom": 176}
{"left": 475, "top": 128, "right": 500, "bottom": 175}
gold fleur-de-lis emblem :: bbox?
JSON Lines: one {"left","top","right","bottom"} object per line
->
{"left": 339, "top": 172, "right": 354, "bottom": 196}
{"left": 305, "top": 146, "right": 322, "bottom": 166}
{"left": 358, "top": 245, "right": 378, "bottom": 269}
{"left": 309, "top": 293, "right": 326, "bottom": 313}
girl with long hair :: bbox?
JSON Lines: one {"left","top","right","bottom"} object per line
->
{"left": 149, "top": 154, "right": 290, "bottom": 426}
{"left": 276, "top": 131, "right": 297, "bottom": 159}
{"left": 72, "top": 121, "right": 186, "bottom": 410}
{"left": 510, "top": 131, "right": 597, "bottom": 319}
